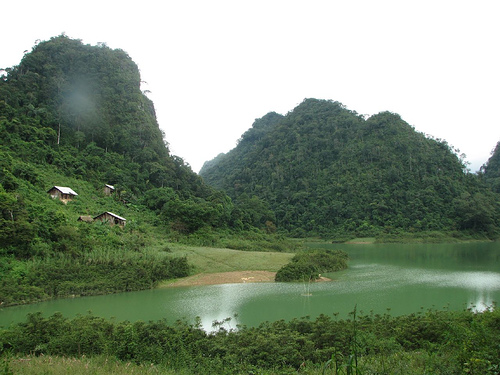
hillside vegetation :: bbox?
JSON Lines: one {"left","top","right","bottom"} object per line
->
{"left": 482, "top": 140, "right": 500, "bottom": 193}
{"left": 0, "top": 36, "right": 295, "bottom": 306}
{"left": 200, "top": 99, "right": 500, "bottom": 238}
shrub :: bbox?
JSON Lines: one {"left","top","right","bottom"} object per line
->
{"left": 275, "top": 249, "right": 348, "bottom": 282}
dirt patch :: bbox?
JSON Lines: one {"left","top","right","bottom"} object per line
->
{"left": 163, "top": 271, "right": 333, "bottom": 288}
{"left": 317, "top": 276, "right": 332, "bottom": 282}
{"left": 164, "top": 270, "right": 277, "bottom": 287}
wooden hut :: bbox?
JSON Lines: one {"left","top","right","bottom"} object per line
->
{"left": 94, "top": 212, "right": 126, "bottom": 227}
{"left": 47, "top": 186, "right": 78, "bottom": 203}
{"left": 104, "top": 184, "right": 115, "bottom": 196}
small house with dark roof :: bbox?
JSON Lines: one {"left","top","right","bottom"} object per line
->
{"left": 47, "top": 186, "right": 78, "bottom": 203}
{"left": 94, "top": 211, "right": 126, "bottom": 227}
{"left": 104, "top": 184, "right": 115, "bottom": 196}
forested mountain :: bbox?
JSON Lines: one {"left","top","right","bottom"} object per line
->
{"left": 0, "top": 35, "right": 208, "bottom": 195}
{"left": 0, "top": 35, "right": 245, "bottom": 239}
{"left": 482, "top": 141, "right": 500, "bottom": 193}
{"left": 0, "top": 36, "right": 267, "bottom": 305}
{"left": 200, "top": 99, "right": 500, "bottom": 237}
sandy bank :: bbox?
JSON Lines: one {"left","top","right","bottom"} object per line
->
{"left": 163, "top": 270, "right": 332, "bottom": 287}
{"left": 163, "top": 270, "right": 277, "bottom": 287}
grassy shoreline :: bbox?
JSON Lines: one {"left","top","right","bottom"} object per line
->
{"left": 158, "top": 242, "right": 293, "bottom": 287}
{"left": 306, "top": 231, "right": 498, "bottom": 245}
{"left": 166, "top": 242, "right": 294, "bottom": 274}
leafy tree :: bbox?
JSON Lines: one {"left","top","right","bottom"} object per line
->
{"left": 0, "top": 191, "right": 34, "bottom": 256}
{"left": 482, "top": 141, "right": 500, "bottom": 192}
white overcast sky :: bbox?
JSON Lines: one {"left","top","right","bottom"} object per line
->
{"left": 2, "top": 0, "right": 499, "bottom": 173}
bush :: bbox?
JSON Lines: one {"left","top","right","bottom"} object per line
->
{"left": 0, "top": 254, "right": 190, "bottom": 306}
{"left": 275, "top": 262, "right": 319, "bottom": 282}
{"left": 275, "top": 249, "right": 348, "bottom": 282}
{"left": 2, "top": 308, "right": 499, "bottom": 374}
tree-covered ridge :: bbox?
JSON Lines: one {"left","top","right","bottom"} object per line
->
{"left": 200, "top": 99, "right": 500, "bottom": 237}
{"left": 482, "top": 141, "right": 500, "bottom": 193}
{"left": 0, "top": 35, "right": 214, "bottom": 198}
{"left": 0, "top": 35, "right": 240, "bottom": 228}
{"left": 1, "top": 35, "right": 163, "bottom": 157}
{"left": 200, "top": 111, "right": 283, "bottom": 186}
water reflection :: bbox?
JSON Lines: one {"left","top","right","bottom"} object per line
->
{"left": 1, "top": 242, "right": 499, "bottom": 329}
{"left": 412, "top": 269, "right": 500, "bottom": 290}
{"left": 469, "top": 290, "right": 495, "bottom": 313}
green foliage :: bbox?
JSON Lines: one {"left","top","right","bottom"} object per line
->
{"left": 275, "top": 262, "right": 320, "bottom": 282}
{"left": 200, "top": 99, "right": 500, "bottom": 238}
{"left": 2, "top": 308, "right": 500, "bottom": 374}
{"left": 0, "top": 35, "right": 234, "bottom": 214}
{"left": 0, "top": 35, "right": 269, "bottom": 306}
{"left": 0, "top": 251, "right": 190, "bottom": 305}
{"left": 482, "top": 141, "right": 500, "bottom": 193}
{"left": 275, "top": 249, "right": 348, "bottom": 282}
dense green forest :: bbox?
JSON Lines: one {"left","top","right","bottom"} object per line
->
{"left": 200, "top": 99, "right": 500, "bottom": 238}
{"left": 482, "top": 141, "right": 500, "bottom": 193}
{"left": 0, "top": 35, "right": 288, "bottom": 306}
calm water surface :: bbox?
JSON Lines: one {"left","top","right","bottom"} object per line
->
{"left": 1, "top": 242, "right": 499, "bottom": 330}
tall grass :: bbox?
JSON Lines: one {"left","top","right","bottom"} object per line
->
{"left": 5, "top": 355, "right": 173, "bottom": 375}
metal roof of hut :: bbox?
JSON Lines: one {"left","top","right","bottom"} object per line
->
{"left": 94, "top": 211, "right": 127, "bottom": 225}
{"left": 47, "top": 186, "right": 78, "bottom": 196}
{"left": 102, "top": 212, "right": 125, "bottom": 221}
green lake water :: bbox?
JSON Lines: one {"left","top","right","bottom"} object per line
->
{"left": 1, "top": 242, "right": 499, "bottom": 331}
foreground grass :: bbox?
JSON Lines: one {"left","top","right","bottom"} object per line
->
{"left": 1, "top": 351, "right": 455, "bottom": 375}
{"left": 4, "top": 355, "right": 167, "bottom": 375}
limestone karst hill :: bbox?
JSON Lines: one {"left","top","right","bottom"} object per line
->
{"left": 200, "top": 99, "right": 499, "bottom": 237}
